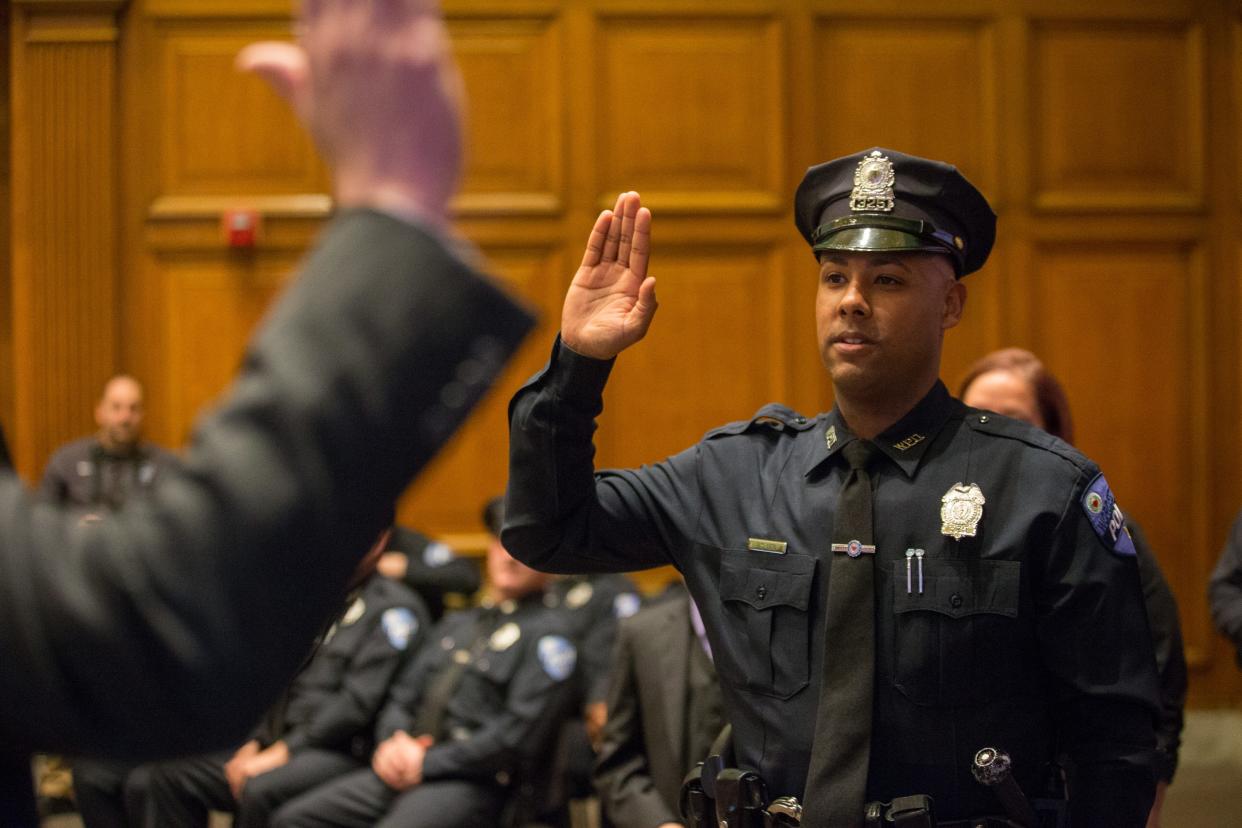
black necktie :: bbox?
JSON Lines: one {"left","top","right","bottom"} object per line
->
{"left": 804, "top": 438, "right": 879, "bottom": 827}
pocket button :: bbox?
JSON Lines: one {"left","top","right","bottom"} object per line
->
{"left": 949, "top": 593, "right": 963, "bottom": 609}
{"left": 756, "top": 585, "right": 768, "bottom": 600}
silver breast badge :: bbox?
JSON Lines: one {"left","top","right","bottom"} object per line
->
{"left": 940, "top": 483, "right": 986, "bottom": 540}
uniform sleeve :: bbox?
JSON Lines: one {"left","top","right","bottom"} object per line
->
{"left": 504, "top": 337, "right": 701, "bottom": 575}
{"left": 420, "top": 626, "right": 578, "bottom": 781}
{"left": 1209, "top": 511, "right": 1242, "bottom": 663}
{"left": 284, "top": 598, "right": 430, "bottom": 753}
{"left": 594, "top": 620, "right": 681, "bottom": 828}
{"left": 1035, "top": 467, "right": 1160, "bottom": 826}
{"left": 0, "top": 210, "right": 533, "bottom": 760}
{"left": 1127, "top": 519, "right": 1187, "bottom": 782}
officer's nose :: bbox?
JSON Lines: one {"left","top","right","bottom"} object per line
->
{"left": 838, "top": 280, "right": 870, "bottom": 316}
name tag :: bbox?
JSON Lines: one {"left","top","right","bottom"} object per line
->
{"left": 747, "top": 538, "right": 787, "bottom": 554}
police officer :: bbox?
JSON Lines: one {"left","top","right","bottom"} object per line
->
{"left": 40, "top": 375, "right": 179, "bottom": 513}
{"left": 504, "top": 152, "right": 1161, "bottom": 826}
{"left": 144, "top": 546, "right": 429, "bottom": 828}
{"left": 269, "top": 499, "right": 578, "bottom": 827}
{"left": 517, "top": 500, "right": 642, "bottom": 800}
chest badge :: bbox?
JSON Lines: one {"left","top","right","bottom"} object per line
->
{"left": 940, "top": 483, "right": 986, "bottom": 540}
{"left": 490, "top": 622, "right": 521, "bottom": 652}
{"left": 565, "top": 581, "right": 594, "bottom": 609}
{"left": 342, "top": 597, "right": 366, "bottom": 626}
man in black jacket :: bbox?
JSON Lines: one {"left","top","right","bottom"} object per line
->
{"left": 0, "top": 1, "right": 531, "bottom": 823}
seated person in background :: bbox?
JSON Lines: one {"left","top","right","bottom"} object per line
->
{"left": 44, "top": 377, "right": 180, "bottom": 819}
{"left": 1209, "top": 510, "right": 1242, "bottom": 663}
{"left": 141, "top": 530, "right": 428, "bottom": 828}
{"left": 595, "top": 582, "right": 725, "bottom": 828}
{"left": 525, "top": 499, "right": 642, "bottom": 802}
{"left": 269, "top": 497, "right": 578, "bottom": 828}
{"left": 959, "top": 347, "right": 1187, "bottom": 827}
{"left": 40, "top": 374, "right": 180, "bottom": 513}
{"left": 377, "top": 524, "right": 481, "bottom": 621}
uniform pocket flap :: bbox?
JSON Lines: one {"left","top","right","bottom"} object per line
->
{"left": 720, "top": 549, "right": 816, "bottom": 611}
{"left": 892, "top": 558, "right": 1019, "bottom": 619}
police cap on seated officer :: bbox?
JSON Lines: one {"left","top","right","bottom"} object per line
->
{"left": 503, "top": 150, "right": 1161, "bottom": 826}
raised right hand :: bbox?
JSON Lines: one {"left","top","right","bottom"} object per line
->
{"left": 561, "top": 192, "right": 657, "bottom": 360}
{"left": 238, "top": 0, "right": 463, "bottom": 231}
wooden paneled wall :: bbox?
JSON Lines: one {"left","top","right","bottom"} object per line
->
{"left": 6, "top": 0, "right": 1242, "bottom": 704}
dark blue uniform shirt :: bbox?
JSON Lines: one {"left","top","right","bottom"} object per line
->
{"left": 504, "top": 338, "right": 1161, "bottom": 825}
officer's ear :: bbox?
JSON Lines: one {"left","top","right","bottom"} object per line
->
{"left": 935, "top": 255, "right": 966, "bottom": 330}
{"left": 942, "top": 278, "right": 966, "bottom": 331}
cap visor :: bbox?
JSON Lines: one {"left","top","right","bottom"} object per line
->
{"left": 811, "top": 226, "right": 951, "bottom": 257}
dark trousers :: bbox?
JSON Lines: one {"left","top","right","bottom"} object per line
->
{"left": 146, "top": 749, "right": 360, "bottom": 828}
{"left": 271, "top": 768, "right": 506, "bottom": 828}
{"left": 73, "top": 760, "right": 150, "bottom": 828}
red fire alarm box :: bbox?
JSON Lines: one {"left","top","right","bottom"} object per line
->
{"left": 222, "top": 209, "right": 262, "bottom": 248}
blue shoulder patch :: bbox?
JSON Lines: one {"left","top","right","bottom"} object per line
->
{"left": 613, "top": 592, "right": 641, "bottom": 619}
{"left": 422, "top": 541, "right": 455, "bottom": 568}
{"left": 1082, "top": 473, "right": 1137, "bottom": 557}
{"left": 537, "top": 635, "right": 577, "bottom": 681}
{"left": 382, "top": 607, "right": 419, "bottom": 651}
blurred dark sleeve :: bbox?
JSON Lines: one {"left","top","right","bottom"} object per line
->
{"left": 1127, "top": 519, "right": 1187, "bottom": 782}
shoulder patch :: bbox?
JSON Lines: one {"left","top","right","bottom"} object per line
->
{"left": 613, "top": 592, "right": 641, "bottom": 619}
{"left": 1082, "top": 473, "right": 1136, "bottom": 557}
{"left": 703, "top": 404, "right": 815, "bottom": 441}
{"left": 382, "top": 607, "right": 419, "bottom": 651}
{"left": 422, "top": 541, "right": 455, "bottom": 568}
{"left": 537, "top": 634, "right": 577, "bottom": 681}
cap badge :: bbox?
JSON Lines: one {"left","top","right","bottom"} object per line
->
{"left": 850, "top": 150, "right": 896, "bottom": 213}
{"left": 940, "top": 482, "right": 986, "bottom": 540}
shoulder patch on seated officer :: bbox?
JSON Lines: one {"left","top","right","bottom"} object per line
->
{"left": 1082, "top": 473, "right": 1137, "bottom": 557}
{"left": 537, "top": 635, "right": 577, "bottom": 681}
{"left": 703, "top": 404, "right": 815, "bottom": 441}
{"left": 382, "top": 607, "right": 419, "bottom": 651}
{"left": 613, "top": 592, "right": 641, "bottom": 619}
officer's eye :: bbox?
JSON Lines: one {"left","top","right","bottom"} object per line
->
{"left": 875, "top": 274, "right": 902, "bottom": 286}
{"left": 821, "top": 271, "right": 847, "bottom": 285}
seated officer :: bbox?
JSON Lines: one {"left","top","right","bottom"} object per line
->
{"left": 595, "top": 583, "right": 725, "bottom": 828}
{"left": 536, "top": 524, "right": 641, "bottom": 800}
{"left": 143, "top": 531, "right": 428, "bottom": 828}
{"left": 269, "top": 498, "right": 578, "bottom": 828}
{"left": 503, "top": 152, "right": 1160, "bottom": 826}
{"left": 39, "top": 374, "right": 180, "bottom": 515}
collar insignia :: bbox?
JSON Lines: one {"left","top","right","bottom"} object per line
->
{"left": 893, "top": 433, "right": 926, "bottom": 451}
{"left": 825, "top": 425, "right": 838, "bottom": 450}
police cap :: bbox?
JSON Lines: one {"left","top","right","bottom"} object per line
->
{"left": 793, "top": 147, "right": 996, "bottom": 277}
